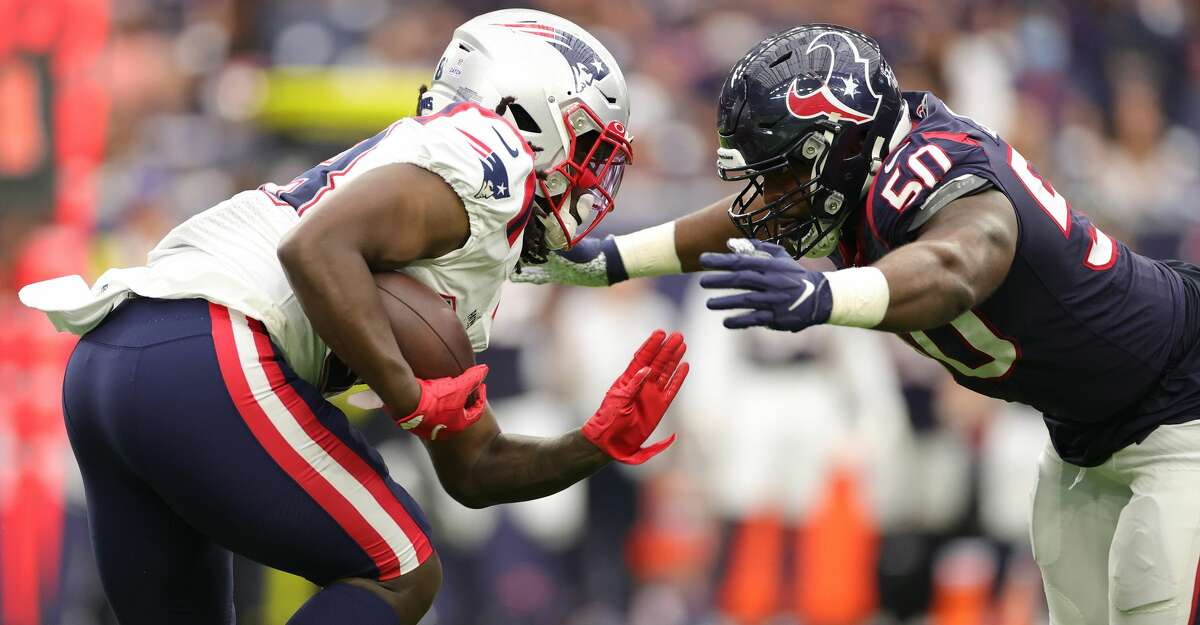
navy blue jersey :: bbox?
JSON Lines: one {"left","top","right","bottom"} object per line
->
{"left": 838, "top": 92, "right": 1200, "bottom": 466}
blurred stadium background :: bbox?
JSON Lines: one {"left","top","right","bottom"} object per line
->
{"left": 1, "top": 0, "right": 1197, "bottom": 623}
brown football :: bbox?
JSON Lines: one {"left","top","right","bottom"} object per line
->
{"left": 321, "top": 272, "right": 476, "bottom": 396}
{"left": 373, "top": 271, "right": 476, "bottom": 379}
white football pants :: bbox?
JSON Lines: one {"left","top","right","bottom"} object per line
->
{"left": 1031, "top": 419, "right": 1200, "bottom": 624}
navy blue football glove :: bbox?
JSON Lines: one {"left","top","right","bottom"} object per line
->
{"left": 510, "top": 235, "right": 629, "bottom": 286}
{"left": 699, "top": 239, "right": 833, "bottom": 331}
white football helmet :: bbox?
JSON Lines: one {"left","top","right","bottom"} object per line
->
{"left": 420, "top": 9, "right": 633, "bottom": 249}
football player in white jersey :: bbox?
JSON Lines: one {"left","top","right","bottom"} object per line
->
{"left": 18, "top": 10, "right": 688, "bottom": 625}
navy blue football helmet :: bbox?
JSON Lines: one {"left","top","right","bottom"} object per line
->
{"left": 716, "top": 24, "right": 906, "bottom": 258}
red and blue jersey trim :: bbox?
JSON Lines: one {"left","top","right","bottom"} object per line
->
{"left": 417, "top": 101, "right": 538, "bottom": 247}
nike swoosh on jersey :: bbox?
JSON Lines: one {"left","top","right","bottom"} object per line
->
{"left": 493, "top": 128, "right": 520, "bottom": 157}
{"left": 788, "top": 280, "right": 816, "bottom": 311}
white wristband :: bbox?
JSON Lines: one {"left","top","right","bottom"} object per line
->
{"left": 613, "top": 221, "right": 683, "bottom": 278}
{"left": 824, "top": 267, "right": 890, "bottom": 328}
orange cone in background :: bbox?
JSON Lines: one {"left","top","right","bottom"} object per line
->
{"left": 717, "top": 512, "right": 785, "bottom": 624}
{"left": 625, "top": 473, "right": 716, "bottom": 584}
{"left": 794, "top": 465, "right": 878, "bottom": 625}
{"left": 930, "top": 539, "right": 996, "bottom": 625}
{"left": 995, "top": 552, "right": 1040, "bottom": 625}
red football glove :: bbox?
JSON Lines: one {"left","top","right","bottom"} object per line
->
{"left": 389, "top": 364, "right": 489, "bottom": 440}
{"left": 583, "top": 330, "right": 689, "bottom": 464}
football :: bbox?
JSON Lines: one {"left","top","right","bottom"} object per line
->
{"left": 322, "top": 272, "right": 476, "bottom": 397}
{"left": 374, "top": 271, "right": 476, "bottom": 379}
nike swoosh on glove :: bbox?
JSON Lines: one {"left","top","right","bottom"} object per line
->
{"left": 509, "top": 236, "right": 628, "bottom": 286}
{"left": 389, "top": 364, "right": 489, "bottom": 440}
{"left": 583, "top": 330, "right": 689, "bottom": 464}
{"left": 698, "top": 238, "right": 833, "bottom": 332}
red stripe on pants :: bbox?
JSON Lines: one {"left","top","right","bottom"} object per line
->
{"left": 208, "top": 303, "right": 404, "bottom": 579}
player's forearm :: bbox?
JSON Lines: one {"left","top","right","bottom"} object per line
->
{"left": 513, "top": 195, "right": 742, "bottom": 287}
{"left": 447, "top": 430, "right": 609, "bottom": 508}
{"left": 616, "top": 195, "right": 742, "bottom": 276}
{"left": 278, "top": 240, "right": 421, "bottom": 414}
{"left": 871, "top": 240, "right": 980, "bottom": 332}
{"left": 869, "top": 192, "right": 1017, "bottom": 332}
{"left": 673, "top": 194, "right": 745, "bottom": 272}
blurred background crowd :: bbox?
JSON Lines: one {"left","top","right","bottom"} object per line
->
{"left": 1, "top": 0, "right": 1198, "bottom": 624}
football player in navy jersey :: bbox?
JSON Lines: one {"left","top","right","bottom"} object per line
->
{"left": 514, "top": 24, "right": 1200, "bottom": 623}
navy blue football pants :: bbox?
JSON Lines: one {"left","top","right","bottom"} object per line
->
{"left": 62, "top": 298, "right": 433, "bottom": 624}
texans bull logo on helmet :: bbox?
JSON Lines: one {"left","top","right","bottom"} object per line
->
{"left": 495, "top": 21, "right": 611, "bottom": 92}
{"left": 457, "top": 128, "right": 511, "bottom": 200}
{"left": 785, "top": 31, "right": 881, "bottom": 125}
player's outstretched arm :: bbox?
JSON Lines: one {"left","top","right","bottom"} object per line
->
{"left": 423, "top": 331, "right": 688, "bottom": 509}
{"left": 512, "top": 193, "right": 743, "bottom": 286}
{"left": 697, "top": 190, "right": 1017, "bottom": 334}
{"left": 279, "top": 164, "right": 474, "bottom": 417}
{"left": 870, "top": 190, "right": 1017, "bottom": 331}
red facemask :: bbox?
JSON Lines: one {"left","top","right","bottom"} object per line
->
{"left": 537, "top": 102, "right": 633, "bottom": 248}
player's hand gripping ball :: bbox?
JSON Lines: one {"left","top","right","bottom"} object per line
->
{"left": 389, "top": 365, "right": 489, "bottom": 440}
{"left": 345, "top": 272, "right": 491, "bottom": 441}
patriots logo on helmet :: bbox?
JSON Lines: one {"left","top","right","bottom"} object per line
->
{"left": 458, "top": 129, "right": 511, "bottom": 200}
{"left": 495, "top": 21, "right": 611, "bottom": 92}
{"left": 785, "top": 31, "right": 881, "bottom": 125}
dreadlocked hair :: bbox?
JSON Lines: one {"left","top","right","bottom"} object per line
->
{"left": 494, "top": 95, "right": 556, "bottom": 269}
{"left": 495, "top": 96, "right": 516, "bottom": 116}
{"left": 516, "top": 198, "right": 553, "bottom": 267}
{"left": 415, "top": 84, "right": 429, "bottom": 111}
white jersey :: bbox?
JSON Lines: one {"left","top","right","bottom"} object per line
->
{"left": 19, "top": 102, "right": 536, "bottom": 387}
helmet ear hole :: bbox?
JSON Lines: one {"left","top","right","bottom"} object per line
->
{"left": 508, "top": 103, "right": 541, "bottom": 133}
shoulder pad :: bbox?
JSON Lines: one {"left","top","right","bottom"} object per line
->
{"left": 867, "top": 131, "right": 992, "bottom": 248}
{"left": 907, "top": 173, "right": 993, "bottom": 232}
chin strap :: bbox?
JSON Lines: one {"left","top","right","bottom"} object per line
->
{"left": 541, "top": 194, "right": 595, "bottom": 251}
{"left": 858, "top": 99, "right": 912, "bottom": 200}
{"left": 801, "top": 222, "right": 841, "bottom": 259}
{"left": 887, "top": 99, "right": 913, "bottom": 151}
